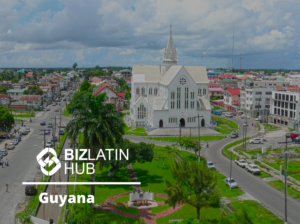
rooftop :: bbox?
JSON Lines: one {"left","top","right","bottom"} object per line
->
{"left": 7, "top": 88, "right": 28, "bottom": 93}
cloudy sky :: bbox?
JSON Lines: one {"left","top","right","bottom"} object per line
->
{"left": 0, "top": 0, "right": 299, "bottom": 69}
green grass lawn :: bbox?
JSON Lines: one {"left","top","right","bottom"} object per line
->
{"left": 268, "top": 180, "right": 300, "bottom": 201}
{"left": 124, "top": 126, "right": 148, "bottom": 136}
{"left": 114, "top": 206, "right": 139, "bottom": 214}
{"left": 145, "top": 136, "right": 226, "bottom": 142}
{"left": 256, "top": 123, "right": 261, "bottom": 131}
{"left": 62, "top": 108, "right": 70, "bottom": 117}
{"left": 156, "top": 204, "right": 222, "bottom": 224}
{"left": 150, "top": 204, "right": 171, "bottom": 214}
{"left": 131, "top": 127, "right": 146, "bottom": 133}
{"left": 212, "top": 106, "right": 224, "bottom": 111}
{"left": 263, "top": 124, "right": 280, "bottom": 132}
{"left": 222, "top": 138, "right": 251, "bottom": 160}
{"left": 291, "top": 173, "right": 300, "bottom": 181}
{"left": 229, "top": 200, "right": 282, "bottom": 224}
{"left": 263, "top": 160, "right": 300, "bottom": 175}
{"left": 212, "top": 116, "right": 238, "bottom": 134}
{"left": 13, "top": 114, "right": 35, "bottom": 118}
{"left": 215, "top": 172, "right": 244, "bottom": 198}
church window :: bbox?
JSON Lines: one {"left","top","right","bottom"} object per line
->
{"left": 191, "top": 101, "right": 195, "bottom": 109}
{"left": 177, "top": 87, "right": 181, "bottom": 109}
{"left": 149, "top": 88, "right": 152, "bottom": 95}
{"left": 198, "top": 88, "right": 201, "bottom": 95}
{"left": 185, "top": 87, "right": 189, "bottom": 109}
{"left": 203, "top": 89, "right": 206, "bottom": 95}
{"left": 142, "top": 87, "right": 145, "bottom": 95}
{"left": 154, "top": 88, "right": 157, "bottom": 95}
{"left": 136, "top": 88, "right": 140, "bottom": 94}
{"left": 137, "top": 104, "right": 146, "bottom": 119}
{"left": 191, "top": 91, "right": 194, "bottom": 99}
{"left": 179, "top": 78, "right": 186, "bottom": 85}
{"left": 171, "top": 101, "right": 175, "bottom": 109}
{"left": 168, "top": 117, "right": 177, "bottom": 123}
{"left": 171, "top": 92, "right": 175, "bottom": 99}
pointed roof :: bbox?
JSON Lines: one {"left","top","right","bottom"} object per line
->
{"left": 163, "top": 25, "right": 177, "bottom": 62}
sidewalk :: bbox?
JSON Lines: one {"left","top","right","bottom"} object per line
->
{"left": 36, "top": 138, "right": 70, "bottom": 223}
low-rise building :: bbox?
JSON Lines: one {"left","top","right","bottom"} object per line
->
{"left": 223, "top": 88, "right": 240, "bottom": 112}
{"left": 0, "top": 94, "right": 10, "bottom": 108}
{"left": 93, "top": 85, "right": 126, "bottom": 108}
{"left": 253, "top": 80, "right": 290, "bottom": 88}
{"left": 7, "top": 88, "right": 27, "bottom": 100}
{"left": 115, "top": 69, "right": 131, "bottom": 80}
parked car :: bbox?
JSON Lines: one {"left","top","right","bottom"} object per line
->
{"left": 11, "top": 139, "right": 18, "bottom": 145}
{"left": 22, "top": 130, "right": 28, "bottom": 135}
{"left": 225, "top": 112, "right": 233, "bottom": 118}
{"left": 51, "top": 136, "right": 58, "bottom": 142}
{"left": 224, "top": 178, "right": 238, "bottom": 188}
{"left": 255, "top": 117, "right": 263, "bottom": 121}
{"left": 235, "top": 159, "right": 248, "bottom": 168}
{"left": 249, "top": 138, "right": 263, "bottom": 144}
{"left": 63, "top": 98, "right": 66, "bottom": 101}
{"left": 58, "top": 123, "right": 66, "bottom": 128}
{"left": 0, "top": 134, "right": 10, "bottom": 139}
{"left": 116, "top": 108, "right": 123, "bottom": 111}
{"left": 54, "top": 108, "right": 59, "bottom": 112}
{"left": 213, "top": 110, "right": 222, "bottom": 115}
{"left": 292, "top": 137, "right": 300, "bottom": 143}
{"left": 207, "top": 161, "right": 215, "bottom": 169}
{"left": 246, "top": 164, "right": 261, "bottom": 175}
{"left": 240, "top": 114, "right": 250, "bottom": 119}
{"left": 243, "top": 122, "right": 248, "bottom": 126}
{"left": 59, "top": 130, "right": 64, "bottom": 135}
{"left": 46, "top": 108, "right": 50, "bottom": 111}
{"left": 256, "top": 136, "right": 266, "bottom": 141}
{"left": 0, "top": 149, "right": 8, "bottom": 156}
{"left": 40, "top": 121, "right": 46, "bottom": 126}
{"left": 231, "top": 132, "right": 239, "bottom": 138}
{"left": 6, "top": 143, "right": 15, "bottom": 150}
{"left": 48, "top": 123, "right": 53, "bottom": 128}
{"left": 290, "top": 134, "right": 299, "bottom": 139}
{"left": 45, "top": 142, "right": 53, "bottom": 147}
{"left": 15, "top": 136, "right": 22, "bottom": 142}
{"left": 25, "top": 127, "right": 30, "bottom": 133}
{"left": 25, "top": 180, "right": 36, "bottom": 195}
{"left": 44, "top": 129, "right": 51, "bottom": 134}
{"left": 286, "top": 133, "right": 292, "bottom": 138}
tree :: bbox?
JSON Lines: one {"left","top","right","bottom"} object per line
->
{"left": 0, "top": 87, "right": 7, "bottom": 94}
{"left": 23, "top": 85, "right": 43, "bottom": 95}
{"left": 0, "top": 106, "right": 14, "bottom": 132}
{"left": 65, "top": 91, "right": 125, "bottom": 200}
{"left": 80, "top": 79, "right": 91, "bottom": 92}
{"left": 73, "top": 62, "right": 78, "bottom": 71}
{"left": 104, "top": 139, "right": 154, "bottom": 174}
{"left": 10, "top": 78, "right": 19, "bottom": 83}
{"left": 32, "top": 72, "right": 37, "bottom": 80}
{"left": 164, "top": 159, "right": 220, "bottom": 221}
{"left": 88, "top": 84, "right": 97, "bottom": 93}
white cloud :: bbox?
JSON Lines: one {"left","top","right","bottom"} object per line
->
{"left": 283, "top": 12, "right": 292, "bottom": 20}
{"left": 119, "top": 49, "right": 136, "bottom": 55}
{"left": 75, "top": 49, "right": 84, "bottom": 61}
{"left": 241, "top": 0, "right": 279, "bottom": 13}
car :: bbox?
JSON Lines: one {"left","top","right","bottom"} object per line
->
{"left": 11, "top": 139, "right": 18, "bottom": 145}
{"left": 46, "top": 108, "right": 50, "bottom": 111}
{"left": 231, "top": 132, "right": 239, "bottom": 138}
{"left": 249, "top": 138, "right": 263, "bottom": 144}
{"left": 224, "top": 178, "right": 238, "bottom": 188}
{"left": 116, "top": 108, "right": 123, "bottom": 111}
{"left": 25, "top": 127, "right": 30, "bottom": 133}
{"left": 256, "top": 136, "right": 266, "bottom": 141}
{"left": 286, "top": 133, "right": 292, "bottom": 138}
{"left": 240, "top": 114, "right": 250, "bottom": 119}
{"left": 51, "top": 136, "right": 58, "bottom": 142}
{"left": 6, "top": 143, "right": 15, "bottom": 150}
{"left": 16, "top": 135, "right": 22, "bottom": 141}
{"left": 45, "top": 142, "right": 53, "bottom": 147}
{"left": 44, "top": 128, "right": 51, "bottom": 134}
{"left": 255, "top": 118, "right": 262, "bottom": 121}
{"left": 48, "top": 123, "right": 53, "bottom": 128}
{"left": 0, "top": 149, "right": 8, "bottom": 156}
{"left": 246, "top": 164, "right": 261, "bottom": 175}
{"left": 290, "top": 134, "right": 299, "bottom": 139}
{"left": 0, "top": 134, "right": 10, "bottom": 139}
{"left": 54, "top": 108, "right": 59, "bottom": 112}
{"left": 243, "top": 122, "right": 248, "bottom": 126}
{"left": 25, "top": 180, "right": 36, "bottom": 195}
{"left": 212, "top": 110, "right": 222, "bottom": 115}
{"left": 225, "top": 112, "right": 233, "bottom": 118}
{"left": 59, "top": 130, "right": 64, "bottom": 135}
{"left": 58, "top": 123, "right": 66, "bottom": 128}
{"left": 235, "top": 159, "right": 248, "bottom": 168}
{"left": 207, "top": 161, "right": 215, "bottom": 169}
{"left": 53, "top": 103, "right": 57, "bottom": 106}
{"left": 40, "top": 121, "right": 46, "bottom": 126}
{"left": 22, "top": 130, "right": 28, "bottom": 135}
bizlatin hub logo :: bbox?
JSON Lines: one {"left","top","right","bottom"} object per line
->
{"left": 23, "top": 148, "right": 139, "bottom": 207}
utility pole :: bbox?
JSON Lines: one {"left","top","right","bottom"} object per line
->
{"left": 284, "top": 134, "right": 288, "bottom": 224}
{"left": 232, "top": 28, "right": 234, "bottom": 73}
{"left": 229, "top": 150, "right": 232, "bottom": 190}
{"left": 193, "top": 114, "right": 203, "bottom": 162}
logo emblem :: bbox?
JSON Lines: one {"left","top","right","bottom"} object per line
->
{"left": 37, "top": 148, "right": 61, "bottom": 176}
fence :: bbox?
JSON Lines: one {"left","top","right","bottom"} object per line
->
{"left": 219, "top": 201, "right": 233, "bottom": 214}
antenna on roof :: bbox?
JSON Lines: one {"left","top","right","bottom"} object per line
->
{"left": 232, "top": 28, "right": 234, "bottom": 73}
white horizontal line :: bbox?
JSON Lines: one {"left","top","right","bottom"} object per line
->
{"left": 22, "top": 182, "right": 141, "bottom": 185}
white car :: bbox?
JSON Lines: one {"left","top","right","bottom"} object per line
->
{"left": 243, "top": 122, "right": 248, "bottom": 126}
{"left": 249, "top": 138, "right": 263, "bottom": 144}
{"left": 225, "top": 112, "right": 233, "bottom": 118}
{"left": 45, "top": 142, "right": 53, "bottom": 147}
{"left": 7, "top": 143, "right": 15, "bottom": 150}
{"left": 246, "top": 164, "right": 261, "bottom": 175}
{"left": 255, "top": 118, "right": 263, "bottom": 121}
{"left": 256, "top": 136, "right": 266, "bottom": 141}
{"left": 224, "top": 178, "right": 238, "bottom": 188}
{"left": 0, "top": 149, "right": 8, "bottom": 156}
{"left": 11, "top": 139, "right": 18, "bottom": 145}
{"left": 207, "top": 161, "right": 215, "bottom": 169}
{"left": 240, "top": 114, "right": 250, "bottom": 119}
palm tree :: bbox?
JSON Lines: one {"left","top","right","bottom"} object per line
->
{"left": 65, "top": 91, "right": 125, "bottom": 200}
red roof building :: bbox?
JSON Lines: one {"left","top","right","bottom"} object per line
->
{"left": 93, "top": 85, "right": 126, "bottom": 109}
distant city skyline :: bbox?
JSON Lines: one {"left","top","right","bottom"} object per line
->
{"left": 0, "top": 0, "right": 299, "bottom": 69}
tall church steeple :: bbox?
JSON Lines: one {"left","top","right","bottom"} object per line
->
{"left": 163, "top": 25, "right": 177, "bottom": 74}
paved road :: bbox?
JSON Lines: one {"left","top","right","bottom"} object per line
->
{"left": 0, "top": 101, "right": 71, "bottom": 224}
{"left": 126, "top": 116, "right": 300, "bottom": 224}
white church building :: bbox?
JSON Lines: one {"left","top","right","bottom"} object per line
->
{"left": 129, "top": 27, "right": 211, "bottom": 130}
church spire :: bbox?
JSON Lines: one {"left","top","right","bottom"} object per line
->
{"left": 162, "top": 25, "right": 177, "bottom": 74}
